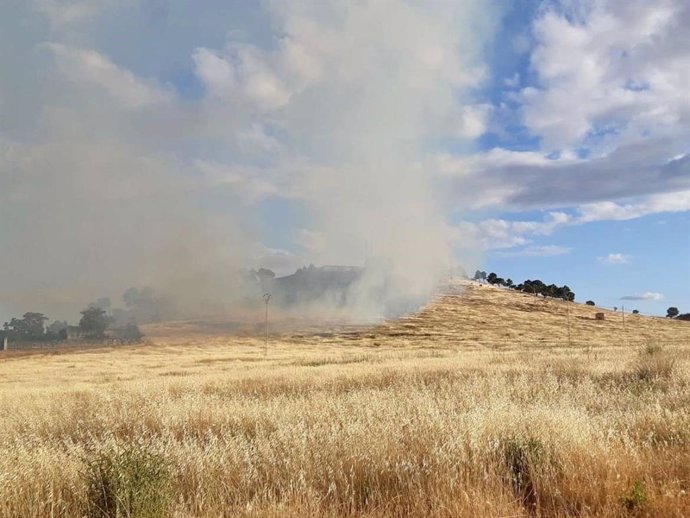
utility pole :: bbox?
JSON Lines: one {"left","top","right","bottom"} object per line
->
{"left": 263, "top": 293, "right": 271, "bottom": 356}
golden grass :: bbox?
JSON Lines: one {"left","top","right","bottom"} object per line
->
{"left": 1, "top": 283, "right": 689, "bottom": 517}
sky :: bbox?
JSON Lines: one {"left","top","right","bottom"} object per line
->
{"left": 0, "top": 0, "right": 688, "bottom": 320}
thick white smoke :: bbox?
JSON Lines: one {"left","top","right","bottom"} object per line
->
{"left": 0, "top": 0, "right": 495, "bottom": 323}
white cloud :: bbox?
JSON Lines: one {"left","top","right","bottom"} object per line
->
{"left": 48, "top": 43, "right": 173, "bottom": 109}
{"left": 598, "top": 253, "right": 631, "bottom": 265}
{"left": 522, "top": 1, "right": 689, "bottom": 153}
{"left": 452, "top": 188, "right": 690, "bottom": 256}
{"left": 453, "top": 211, "right": 571, "bottom": 251}
{"left": 578, "top": 191, "right": 690, "bottom": 223}
{"left": 621, "top": 292, "right": 664, "bottom": 301}
{"left": 434, "top": 1, "right": 690, "bottom": 224}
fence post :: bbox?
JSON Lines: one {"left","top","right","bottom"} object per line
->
{"left": 2, "top": 336, "right": 7, "bottom": 351}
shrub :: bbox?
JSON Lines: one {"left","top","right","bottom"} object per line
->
{"left": 585, "top": 300, "right": 595, "bottom": 306}
{"left": 81, "top": 444, "right": 171, "bottom": 518}
{"left": 501, "top": 437, "right": 546, "bottom": 509}
{"left": 113, "top": 323, "right": 144, "bottom": 342}
{"left": 621, "top": 479, "right": 647, "bottom": 511}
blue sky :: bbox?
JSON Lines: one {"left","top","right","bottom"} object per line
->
{"left": 0, "top": 0, "right": 688, "bottom": 320}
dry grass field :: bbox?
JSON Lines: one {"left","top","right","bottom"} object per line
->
{"left": 1, "top": 282, "right": 689, "bottom": 517}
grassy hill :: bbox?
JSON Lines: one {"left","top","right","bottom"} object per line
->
{"left": 142, "top": 280, "right": 690, "bottom": 349}
{"left": 0, "top": 282, "right": 689, "bottom": 517}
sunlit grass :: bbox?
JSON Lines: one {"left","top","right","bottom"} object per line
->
{"left": 1, "top": 284, "right": 689, "bottom": 517}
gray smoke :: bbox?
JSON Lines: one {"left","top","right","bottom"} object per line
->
{"left": 0, "top": 0, "right": 493, "bottom": 323}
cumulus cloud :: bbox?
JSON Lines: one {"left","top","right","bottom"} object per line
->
{"left": 438, "top": 0, "right": 690, "bottom": 228}
{"left": 598, "top": 253, "right": 631, "bottom": 265}
{"left": 453, "top": 211, "right": 571, "bottom": 251}
{"left": 621, "top": 292, "right": 664, "bottom": 301}
{"left": 523, "top": 0, "right": 689, "bottom": 153}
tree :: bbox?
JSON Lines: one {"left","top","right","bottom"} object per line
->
{"left": 486, "top": 272, "right": 498, "bottom": 285}
{"left": 79, "top": 306, "right": 110, "bottom": 339}
{"left": 46, "top": 320, "right": 68, "bottom": 340}
{"left": 473, "top": 270, "right": 487, "bottom": 282}
{"left": 561, "top": 286, "right": 575, "bottom": 302}
{"left": 113, "top": 323, "right": 143, "bottom": 341}
{"left": 585, "top": 300, "right": 595, "bottom": 306}
{"left": 257, "top": 268, "right": 276, "bottom": 283}
{"left": 505, "top": 278, "right": 514, "bottom": 288}
{"left": 666, "top": 307, "right": 679, "bottom": 318}
{"left": 632, "top": 310, "right": 640, "bottom": 315}
{"left": 3, "top": 312, "right": 48, "bottom": 340}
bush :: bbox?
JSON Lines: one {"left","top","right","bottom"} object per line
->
{"left": 621, "top": 479, "right": 647, "bottom": 511}
{"left": 500, "top": 437, "right": 547, "bottom": 509}
{"left": 585, "top": 300, "right": 595, "bottom": 306}
{"left": 113, "top": 323, "right": 144, "bottom": 342}
{"left": 81, "top": 444, "right": 171, "bottom": 518}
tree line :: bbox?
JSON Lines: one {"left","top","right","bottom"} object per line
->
{"left": 472, "top": 270, "right": 575, "bottom": 301}
{"left": 473, "top": 270, "right": 688, "bottom": 321}
{"left": 2, "top": 304, "right": 143, "bottom": 345}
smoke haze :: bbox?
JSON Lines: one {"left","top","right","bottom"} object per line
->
{"left": 0, "top": 1, "right": 494, "bottom": 323}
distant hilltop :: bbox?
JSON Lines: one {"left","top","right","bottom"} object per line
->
{"left": 268, "top": 265, "right": 364, "bottom": 307}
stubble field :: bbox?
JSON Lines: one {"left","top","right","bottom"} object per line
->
{"left": 1, "top": 283, "right": 689, "bottom": 517}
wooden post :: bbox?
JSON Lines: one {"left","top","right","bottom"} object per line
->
{"left": 2, "top": 336, "right": 7, "bottom": 351}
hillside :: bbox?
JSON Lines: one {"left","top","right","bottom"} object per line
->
{"left": 142, "top": 280, "right": 690, "bottom": 349}
{"left": 1, "top": 280, "right": 690, "bottom": 517}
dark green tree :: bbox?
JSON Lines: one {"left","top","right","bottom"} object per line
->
{"left": 3, "top": 312, "right": 48, "bottom": 340}
{"left": 79, "top": 306, "right": 111, "bottom": 339}
{"left": 666, "top": 307, "right": 679, "bottom": 318}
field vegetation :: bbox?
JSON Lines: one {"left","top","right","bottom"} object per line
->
{"left": 1, "top": 283, "right": 689, "bottom": 517}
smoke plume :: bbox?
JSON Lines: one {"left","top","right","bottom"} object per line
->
{"left": 0, "top": 1, "right": 494, "bottom": 323}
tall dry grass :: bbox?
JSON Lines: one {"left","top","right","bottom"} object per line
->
{"left": 1, "top": 284, "right": 689, "bottom": 517}
{"left": 0, "top": 338, "right": 689, "bottom": 517}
